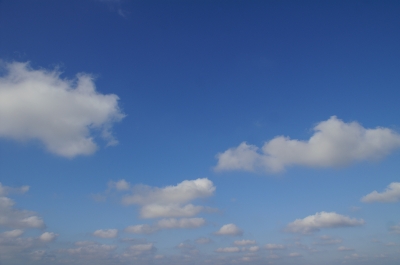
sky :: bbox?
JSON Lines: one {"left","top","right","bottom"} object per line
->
{"left": 0, "top": 0, "right": 400, "bottom": 264}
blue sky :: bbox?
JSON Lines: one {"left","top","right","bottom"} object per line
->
{"left": 1, "top": 0, "right": 400, "bottom": 264}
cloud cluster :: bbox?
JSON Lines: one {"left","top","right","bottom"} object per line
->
{"left": 215, "top": 116, "right": 400, "bottom": 173}
{"left": 120, "top": 178, "right": 215, "bottom": 218}
{"left": 0, "top": 61, "right": 125, "bottom": 158}
{"left": 286, "top": 212, "right": 365, "bottom": 234}
{"left": 0, "top": 183, "right": 45, "bottom": 229}
{"left": 215, "top": 247, "right": 240, "bottom": 253}
{"left": 215, "top": 223, "right": 243, "bottom": 236}
{"left": 125, "top": 217, "right": 206, "bottom": 234}
{"left": 361, "top": 182, "right": 400, "bottom": 203}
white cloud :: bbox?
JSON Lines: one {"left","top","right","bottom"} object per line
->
{"left": 2, "top": 229, "right": 24, "bottom": 238}
{"left": 0, "top": 184, "right": 45, "bottom": 229}
{"left": 215, "top": 116, "right": 400, "bottom": 173}
{"left": 0, "top": 61, "right": 124, "bottom": 158}
{"left": 338, "top": 246, "right": 354, "bottom": 251}
{"left": 125, "top": 218, "right": 205, "bottom": 234}
{"left": 0, "top": 183, "right": 29, "bottom": 196}
{"left": 67, "top": 241, "right": 117, "bottom": 255}
{"left": 108, "top": 179, "right": 130, "bottom": 191}
{"left": 289, "top": 252, "right": 302, "bottom": 257}
{"left": 234, "top": 240, "right": 256, "bottom": 246}
{"left": 156, "top": 218, "right": 205, "bottom": 229}
{"left": 215, "top": 247, "right": 240, "bottom": 253}
{"left": 125, "top": 224, "right": 157, "bottom": 234}
{"left": 121, "top": 178, "right": 215, "bottom": 218}
{"left": 247, "top": 246, "right": 260, "bottom": 252}
{"left": 122, "top": 243, "right": 156, "bottom": 257}
{"left": 215, "top": 224, "right": 243, "bottom": 236}
{"left": 93, "top": 229, "right": 118, "bottom": 238}
{"left": 265, "top": 244, "right": 286, "bottom": 250}
{"left": 361, "top": 182, "right": 400, "bottom": 203}
{"left": 286, "top": 212, "right": 365, "bottom": 234}
{"left": 39, "top": 232, "right": 58, "bottom": 242}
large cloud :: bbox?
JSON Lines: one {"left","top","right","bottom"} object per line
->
{"left": 286, "top": 212, "right": 365, "bottom": 234}
{"left": 0, "top": 61, "right": 125, "bottom": 158}
{"left": 215, "top": 116, "right": 400, "bottom": 173}
{"left": 361, "top": 182, "right": 400, "bottom": 203}
{"left": 120, "top": 178, "right": 215, "bottom": 218}
{"left": 0, "top": 183, "right": 45, "bottom": 229}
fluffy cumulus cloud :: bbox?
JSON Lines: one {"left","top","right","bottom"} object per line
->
{"left": 215, "top": 223, "right": 243, "bottom": 236}
{"left": 125, "top": 218, "right": 205, "bottom": 234}
{"left": 215, "top": 116, "right": 400, "bottom": 173}
{"left": 39, "top": 232, "right": 58, "bottom": 242}
{"left": 93, "top": 229, "right": 118, "bottom": 238}
{"left": 286, "top": 212, "right": 365, "bottom": 234}
{"left": 0, "top": 61, "right": 125, "bottom": 158}
{"left": 0, "top": 183, "right": 45, "bottom": 229}
{"left": 120, "top": 178, "right": 215, "bottom": 218}
{"left": 361, "top": 182, "right": 400, "bottom": 203}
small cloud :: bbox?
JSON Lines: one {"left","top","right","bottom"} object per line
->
{"left": 215, "top": 247, "right": 240, "bottom": 253}
{"left": 125, "top": 218, "right": 206, "bottom": 234}
{"left": 108, "top": 179, "right": 130, "bottom": 191}
{"left": 93, "top": 229, "right": 118, "bottom": 238}
{"left": 214, "top": 224, "right": 243, "bottom": 236}
{"left": 195, "top": 237, "right": 212, "bottom": 244}
{"left": 389, "top": 224, "right": 400, "bottom": 234}
{"left": 234, "top": 240, "right": 256, "bottom": 246}
{"left": 286, "top": 212, "right": 365, "bottom": 234}
{"left": 39, "top": 232, "right": 58, "bottom": 242}
{"left": 2, "top": 229, "right": 24, "bottom": 238}
{"left": 265, "top": 244, "right": 286, "bottom": 250}
{"left": 289, "top": 252, "right": 302, "bottom": 257}
{"left": 338, "top": 246, "right": 354, "bottom": 251}
{"left": 361, "top": 182, "right": 400, "bottom": 203}
{"left": 121, "top": 178, "right": 215, "bottom": 218}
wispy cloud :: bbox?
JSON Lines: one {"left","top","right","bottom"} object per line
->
{"left": 215, "top": 116, "right": 400, "bottom": 173}
{"left": 125, "top": 217, "right": 206, "bottom": 234}
{"left": 361, "top": 182, "right": 400, "bottom": 203}
{"left": 0, "top": 61, "right": 125, "bottom": 158}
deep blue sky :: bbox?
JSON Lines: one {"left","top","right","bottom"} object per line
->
{"left": 1, "top": 1, "right": 400, "bottom": 264}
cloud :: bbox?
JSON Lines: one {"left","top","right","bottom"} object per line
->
{"left": 195, "top": 237, "right": 211, "bottom": 244}
{"left": 215, "top": 247, "right": 240, "bottom": 253}
{"left": 338, "top": 246, "right": 354, "bottom": 251}
{"left": 247, "top": 246, "right": 260, "bottom": 252}
{"left": 125, "top": 224, "right": 157, "bottom": 234}
{"left": 215, "top": 116, "right": 400, "bottom": 173}
{"left": 0, "top": 61, "right": 125, "bottom": 158}
{"left": 289, "top": 252, "right": 302, "bottom": 257}
{"left": 265, "top": 244, "right": 286, "bottom": 250}
{"left": 313, "top": 235, "right": 342, "bottom": 245}
{"left": 286, "top": 212, "right": 365, "bottom": 234}
{"left": 234, "top": 240, "right": 256, "bottom": 246}
{"left": 122, "top": 243, "right": 156, "bottom": 257}
{"left": 361, "top": 182, "right": 400, "bottom": 203}
{"left": 2, "top": 229, "right": 24, "bottom": 238}
{"left": 39, "top": 232, "right": 58, "bottom": 242}
{"left": 93, "top": 229, "right": 118, "bottom": 238}
{"left": 157, "top": 217, "right": 205, "bottom": 229}
{"left": 125, "top": 218, "right": 206, "bottom": 234}
{"left": 215, "top": 224, "right": 243, "bottom": 236}
{"left": 0, "top": 184, "right": 45, "bottom": 229}
{"left": 0, "top": 183, "right": 29, "bottom": 196}
{"left": 108, "top": 179, "right": 130, "bottom": 191}
{"left": 121, "top": 178, "right": 215, "bottom": 218}
{"left": 389, "top": 224, "right": 400, "bottom": 234}
{"left": 66, "top": 241, "right": 117, "bottom": 255}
